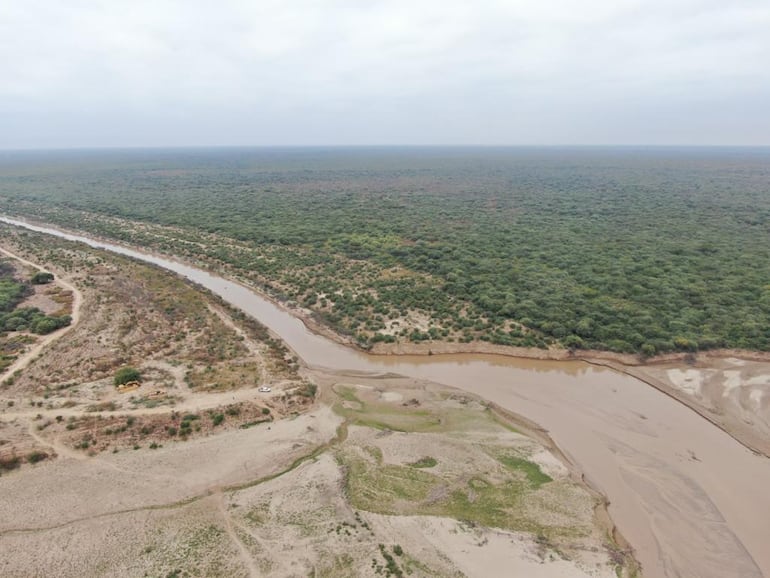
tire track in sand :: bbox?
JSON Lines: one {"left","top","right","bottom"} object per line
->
{"left": 0, "top": 245, "right": 83, "bottom": 384}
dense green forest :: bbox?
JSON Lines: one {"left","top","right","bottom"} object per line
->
{"left": 1, "top": 147, "right": 769, "bottom": 353}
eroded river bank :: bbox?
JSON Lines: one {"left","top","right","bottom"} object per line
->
{"left": 2, "top": 215, "right": 769, "bottom": 578}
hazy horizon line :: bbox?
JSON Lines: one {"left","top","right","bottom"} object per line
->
{"left": 2, "top": 143, "right": 770, "bottom": 153}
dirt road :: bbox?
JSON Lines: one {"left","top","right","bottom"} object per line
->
{"left": 0, "top": 245, "right": 83, "bottom": 384}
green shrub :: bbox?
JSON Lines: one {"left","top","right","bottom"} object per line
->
{"left": 409, "top": 456, "right": 437, "bottom": 469}
{"left": 27, "top": 451, "right": 48, "bottom": 464}
{"left": 30, "top": 271, "right": 54, "bottom": 284}
{"left": 641, "top": 343, "right": 656, "bottom": 357}
{"left": 299, "top": 382, "right": 318, "bottom": 398}
{"left": 114, "top": 367, "right": 141, "bottom": 386}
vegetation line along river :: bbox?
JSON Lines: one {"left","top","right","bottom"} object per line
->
{"left": 2, "top": 215, "right": 769, "bottom": 578}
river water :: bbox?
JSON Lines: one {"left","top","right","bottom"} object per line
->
{"left": 2, "top": 216, "right": 768, "bottom": 578}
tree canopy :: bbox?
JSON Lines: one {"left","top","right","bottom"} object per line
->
{"left": 1, "top": 147, "right": 768, "bottom": 353}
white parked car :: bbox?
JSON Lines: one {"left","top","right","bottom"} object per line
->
{"left": 258, "top": 386, "right": 272, "bottom": 393}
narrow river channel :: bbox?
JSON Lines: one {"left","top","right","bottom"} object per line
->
{"left": 2, "top": 215, "right": 769, "bottom": 578}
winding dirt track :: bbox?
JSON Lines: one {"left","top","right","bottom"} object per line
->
{"left": 0, "top": 245, "right": 83, "bottom": 384}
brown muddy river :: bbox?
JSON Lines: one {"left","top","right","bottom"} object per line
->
{"left": 3, "top": 216, "right": 769, "bottom": 578}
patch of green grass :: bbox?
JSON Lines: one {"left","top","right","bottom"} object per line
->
{"left": 334, "top": 384, "right": 511, "bottom": 437}
{"left": 335, "top": 397, "right": 467, "bottom": 434}
{"left": 343, "top": 455, "right": 437, "bottom": 512}
{"left": 185, "top": 524, "right": 225, "bottom": 550}
{"left": 336, "top": 386, "right": 361, "bottom": 403}
{"left": 310, "top": 554, "right": 358, "bottom": 578}
{"left": 408, "top": 456, "right": 437, "bottom": 468}
{"left": 340, "top": 445, "right": 559, "bottom": 536}
{"left": 364, "top": 445, "right": 383, "bottom": 464}
{"left": 434, "top": 482, "right": 538, "bottom": 533}
{"left": 316, "top": 553, "right": 355, "bottom": 578}
{"left": 334, "top": 385, "right": 443, "bottom": 432}
{"left": 398, "top": 553, "right": 436, "bottom": 577}
{"left": 496, "top": 455, "right": 552, "bottom": 488}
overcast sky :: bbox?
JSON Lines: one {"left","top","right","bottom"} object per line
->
{"left": 1, "top": 0, "right": 769, "bottom": 148}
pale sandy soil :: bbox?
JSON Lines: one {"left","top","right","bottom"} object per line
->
{"left": 1, "top": 390, "right": 626, "bottom": 578}
{"left": 0, "top": 406, "right": 341, "bottom": 533}
{"left": 16, "top": 285, "right": 61, "bottom": 315}
{"left": 375, "top": 515, "right": 615, "bottom": 578}
{"left": 224, "top": 450, "right": 616, "bottom": 578}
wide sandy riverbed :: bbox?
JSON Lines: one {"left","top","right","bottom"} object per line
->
{"left": 3, "top": 215, "right": 769, "bottom": 578}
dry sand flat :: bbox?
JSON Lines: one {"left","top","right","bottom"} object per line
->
{"left": 376, "top": 515, "right": 615, "bottom": 578}
{"left": 0, "top": 391, "right": 625, "bottom": 577}
{"left": 214, "top": 374, "right": 624, "bottom": 577}
{"left": 0, "top": 497, "right": 249, "bottom": 578}
{"left": 0, "top": 409, "right": 340, "bottom": 578}
{"left": 0, "top": 406, "right": 341, "bottom": 533}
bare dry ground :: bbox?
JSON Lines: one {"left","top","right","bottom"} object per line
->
{"left": 0, "top": 227, "right": 634, "bottom": 577}
{"left": 1, "top": 376, "right": 629, "bottom": 578}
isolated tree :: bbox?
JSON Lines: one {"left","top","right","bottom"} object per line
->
{"left": 30, "top": 271, "right": 54, "bottom": 284}
{"left": 114, "top": 366, "right": 141, "bottom": 386}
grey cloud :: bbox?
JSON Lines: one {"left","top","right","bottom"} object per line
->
{"left": 1, "top": 0, "right": 768, "bottom": 147}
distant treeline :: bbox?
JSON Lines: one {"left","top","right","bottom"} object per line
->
{"left": 1, "top": 147, "right": 769, "bottom": 353}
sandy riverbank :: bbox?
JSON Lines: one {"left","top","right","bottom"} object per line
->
{"left": 291, "top": 305, "right": 770, "bottom": 459}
